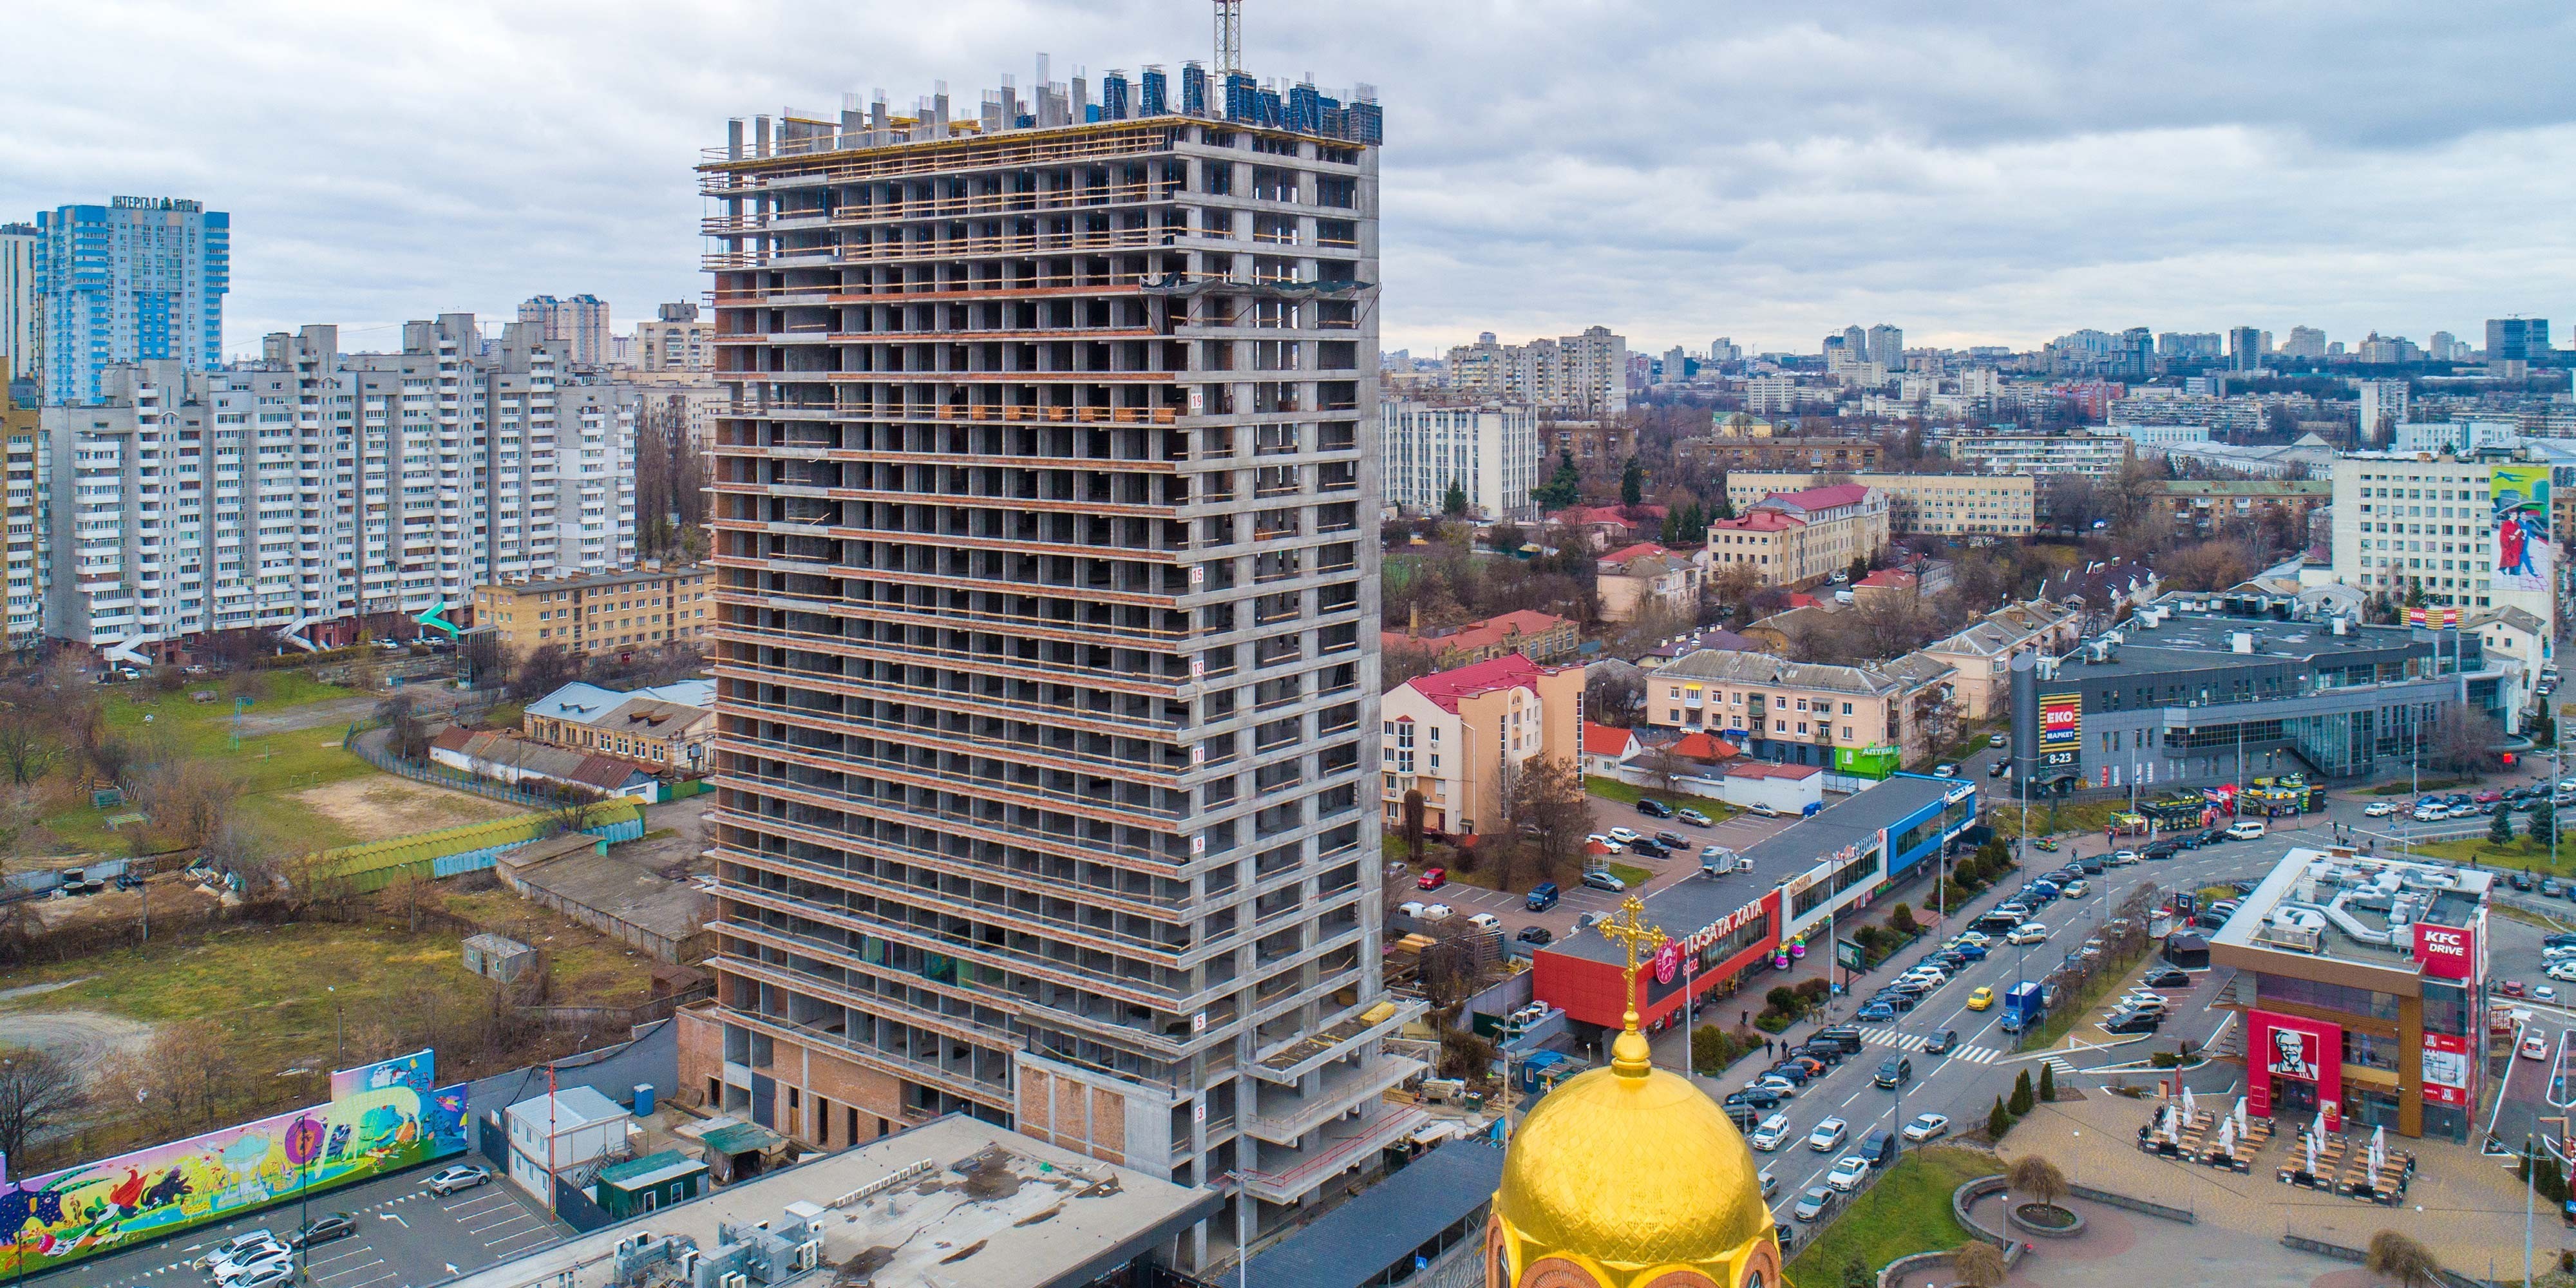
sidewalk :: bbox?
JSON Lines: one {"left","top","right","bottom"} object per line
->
{"left": 2002, "top": 1092, "right": 2545, "bottom": 1274}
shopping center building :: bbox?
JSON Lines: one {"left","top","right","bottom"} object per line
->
{"left": 1531, "top": 773, "right": 1978, "bottom": 1037}
{"left": 2207, "top": 848, "right": 2493, "bottom": 1142}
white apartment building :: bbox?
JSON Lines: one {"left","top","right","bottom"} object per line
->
{"left": 2098, "top": 424, "right": 2211, "bottom": 448}
{"left": 518, "top": 294, "right": 613, "bottom": 368}
{"left": 1381, "top": 399, "right": 1537, "bottom": 520}
{"left": 634, "top": 301, "right": 713, "bottom": 373}
{"left": 2329, "top": 451, "right": 2551, "bottom": 622}
{"left": 0, "top": 225, "right": 33, "bottom": 389}
{"left": 1939, "top": 430, "right": 2132, "bottom": 477}
{"left": 2356, "top": 380, "right": 2409, "bottom": 445}
{"left": 41, "top": 317, "right": 635, "bottom": 662}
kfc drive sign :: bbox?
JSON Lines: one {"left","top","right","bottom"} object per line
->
{"left": 2412, "top": 922, "right": 2476, "bottom": 980}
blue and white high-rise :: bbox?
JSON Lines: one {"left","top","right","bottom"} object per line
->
{"left": 33, "top": 197, "right": 230, "bottom": 406}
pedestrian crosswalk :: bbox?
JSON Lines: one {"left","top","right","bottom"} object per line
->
{"left": 2041, "top": 1056, "right": 2081, "bottom": 1082}
{"left": 1859, "top": 1028, "right": 2004, "bottom": 1065}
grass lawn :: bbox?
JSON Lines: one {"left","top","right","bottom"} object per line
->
{"left": 1783, "top": 1144, "right": 1996, "bottom": 1285}
{"left": 41, "top": 674, "right": 384, "bottom": 854}
{"left": 2415, "top": 834, "right": 2576, "bottom": 878}
{"left": 1605, "top": 861, "right": 1652, "bottom": 889}
{"left": 1586, "top": 775, "right": 1738, "bottom": 821}
{"left": 1989, "top": 799, "right": 2143, "bottom": 841}
{"left": 0, "top": 918, "right": 498, "bottom": 1078}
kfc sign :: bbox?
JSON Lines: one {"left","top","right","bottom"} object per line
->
{"left": 2247, "top": 1009, "right": 2344, "bottom": 1131}
{"left": 2421, "top": 1032, "right": 2472, "bottom": 1107}
{"left": 2265, "top": 1025, "right": 2321, "bottom": 1081}
{"left": 2412, "top": 922, "right": 2476, "bottom": 980}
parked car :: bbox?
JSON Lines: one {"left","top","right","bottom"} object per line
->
{"left": 1951, "top": 941, "right": 1989, "bottom": 961}
{"left": 1825, "top": 1155, "right": 1873, "bottom": 1192}
{"left": 1635, "top": 799, "right": 1673, "bottom": 819}
{"left": 2226, "top": 820, "right": 2267, "bottom": 840}
{"left": 1515, "top": 925, "right": 1555, "bottom": 947}
{"left": 1465, "top": 912, "right": 1504, "bottom": 933}
{"left": 2363, "top": 800, "right": 2395, "bottom": 817}
{"left": 2101, "top": 1010, "right": 2163, "bottom": 1036}
{"left": 1580, "top": 869, "right": 1625, "bottom": 893}
{"left": 1931, "top": 763, "right": 1958, "bottom": 777}
{"left": 1727, "top": 1087, "right": 1785, "bottom": 1113}
{"left": 1810, "top": 1027, "right": 1865, "bottom": 1054}
{"left": 1902, "top": 1112, "right": 1951, "bottom": 1142}
{"left": 1654, "top": 830, "right": 1690, "bottom": 849}
{"left": 2061, "top": 879, "right": 2091, "bottom": 898}
{"left": 2545, "top": 878, "right": 2567, "bottom": 899}
{"left": 1628, "top": 839, "right": 1671, "bottom": 859}
{"left": 2007, "top": 923, "right": 2049, "bottom": 945}
{"left": 2142, "top": 966, "right": 2191, "bottom": 989}
{"left": 225, "top": 1265, "right": 299, "bottom": 1288}
{"left": 429, "top": 1163, "right": 491, "bottom": 1195}
{"left": 1807, "top": 1118, "right": 1849, "bottom": 1151}
{"left": 1525, "top": 882, "right": 1560, "bottom": 911}
{"left": 1761, "top": 1167, "right": 1780, "bottom": 1199}
{"left": 1855, "top": 1001, "right": 1899, "bottom": 1023}
{"left": 1586, "top": 833, "right": 1625, "bottom": 853}
{"left": 1416, "top": 867, "right": 1447, "bottom": 890}
{"left": 1676, "top": 808, "right": 1713, "bottom": 827}
{"left": 1415, "top": 904, "right": 1454, "bottom": 921}
{"left": 1607, "top": 826, "right": 1642, "bottom": 844}
{"left": 285, "top": 1213, "right": 357, "bottom": 1249}
{"left": 214, "top": 1248, "right": 292, "bottom": 1286}
{"left": 204, "top": 1237, "right": 285, "bottom": 1277}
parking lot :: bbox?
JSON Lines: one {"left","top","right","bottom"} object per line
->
{"left": 1396, "top": 800, "right": 1798, "bottom": 947}
{"left": 41, "top": 1162, "right": 568, "bottom": 1288}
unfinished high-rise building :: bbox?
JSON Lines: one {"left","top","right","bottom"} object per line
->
{"left": 683, "top": 53, "right": 1399, "bottom": 1264}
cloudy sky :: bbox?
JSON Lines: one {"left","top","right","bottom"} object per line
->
{"left": 8, "top": 1, "right": 2572, "bottom": 359}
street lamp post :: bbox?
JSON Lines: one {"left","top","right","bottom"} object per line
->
{"left": 329, "top": 985, "right": 342, "bottom": 1066}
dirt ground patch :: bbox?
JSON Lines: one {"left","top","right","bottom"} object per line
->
{"left": 287, "top": 773, "right": 530, "bottom": 843}
{"left": 0, "top": 1007, "right": 155, "bottom": 1082}
{"left": 21, "top": 878, "right": 222, "bottom": 929}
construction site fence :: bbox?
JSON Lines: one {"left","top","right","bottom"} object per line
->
{"left": 306, "top": 800, "right": 649, "bottom": 894}
{"left": 346, "top": 725, "right": 598, "bottom": 810}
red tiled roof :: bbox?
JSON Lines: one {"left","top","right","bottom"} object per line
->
{"left": 1785, "top": 592, "right": 1822, "bottom": 609}
{"left": 1727, "top": 761, "right": 1822, "bottom": 781}
{"left": 1709, "top": 511, "right": 1802, "bottom": 533}
{"left": 1598, "top": 541, "right": 1678, "bottom": 565}
{"left": 1666, "top": 731, "right": 1741, "bottom": 762}
{"left": 1380, "top": 609, "right": 1573, "bottom": 655}
{"left": 1549, "top": 504, "right": 1667, "bottom": 527}
{"left": 1403, "top": 653, "right": 1560, "bottom": 715}
{"left": 1856, "top": 569, "right": 1917, "bottom": 589}
{"left": 1583, "top": 722, "right": 1638, "bottom": 757}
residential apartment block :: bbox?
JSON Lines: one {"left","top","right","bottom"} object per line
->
{"left": 39, "top": 317, "right": 636, "bottom": 662}
{"left": 472, "top": 562, "right": 714, "bottom": 657}
{"left": 1442, "top": 326, "right": 1628, "bottom": 415}
{"left": 1705, "top": 484, "right": 1891, "bottom": 587}
{"left": 1721, "top": 471, "right": 2034, "bottom": 536}
{"left": 688, "top": 67, "right": 1394, "bottom": 1263}
{"left": 2146, "top": 478, "right": 2330, "bottom": 538}
{"left": 519, "top": 294, "right": 614, "bottom": 369}
{"left": 1378, "top": 654, "right": 1580, "bottom": 837}
{"left": 0, "top": 359, "right": 41, "bottom": 650}
{"left": 34, "top": 198, "right": 231, "bottom": 406}
{"left": 1937, "top": 430, "right": 2131, "bottom": 477}
{"left": 1379, "top": 398, "right": 1536, "bottom": 519}
{"left": 2329, "top": 450, "right": 2553, "bottom": 621}
{"left": 635, "top": 301, "right": 714, "bottom": 373}
{"left": 1595, "top": 542, "right": 1705, "bottom": 623}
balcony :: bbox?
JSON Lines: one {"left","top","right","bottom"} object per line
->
{"left": 1251, "top": 994, "right": 1424, "bottom": 1084}
{"left": 1236, "top": 1103, "right": 1432, "bottom": 1204}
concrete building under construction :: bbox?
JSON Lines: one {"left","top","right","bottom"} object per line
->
{"left": 683, "top": 26, "right": 1399, "bottom": 1267}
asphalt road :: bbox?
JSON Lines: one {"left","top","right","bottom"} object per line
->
{"left": 26, "top": 1162, "right": 567, "bottom": 1288}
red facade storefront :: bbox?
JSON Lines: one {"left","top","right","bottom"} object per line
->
{"left": 1533, "top": 889, "right": 1785, "bottom": 1030}
{"left": 2246, "top": 1009, "right": 2345, "bottom": 1131}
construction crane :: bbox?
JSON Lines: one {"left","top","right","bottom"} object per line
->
{"left": 1213, "top": 0, "right": 1242, "bottom": 77}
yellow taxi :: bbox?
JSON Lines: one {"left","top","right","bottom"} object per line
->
{"left": 1966, "top": 985, "right": 1995, "bottom": 1011}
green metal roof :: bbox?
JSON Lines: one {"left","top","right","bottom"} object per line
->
{"left": 598, "top": 1150, "right": 706, "bottom": 1190}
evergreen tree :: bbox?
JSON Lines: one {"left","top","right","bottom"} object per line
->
{"left": 1987, "top": 1095, "right": 2011, "bottom": 1139}
{"left": 1848, "top": 554, "right": 1869, "bottom": 584}
{"left": 1442, "top": 479, "right": 1468, "bottom": 516}
{"left": 1712, "top": 490, "right": 1736, "bottom": 520}
{"left": 1620, "top": 457, "right": 1644, "bottom": 507}
{"left": 2037, "top": 1061, "right": 2056, "bottom": 1104}
{"left": 1532, "top": 450, "right": 1582, "bottom": 511}
{"left": 1841, "top": 1256, "right": 1873, "bottom": 1288}
{"left": 2536, "top": 799, "right": 2557, "bottom": 842}
{"left": 2009, "top": 1069, "right": 2035, "bottom": 1116}
{"left": 2491, "top": 808, "right": 2517, "bottom": 848}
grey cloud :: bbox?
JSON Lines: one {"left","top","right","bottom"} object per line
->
{"left": 1, "top": 1, "right": 2566, "bottom": 359}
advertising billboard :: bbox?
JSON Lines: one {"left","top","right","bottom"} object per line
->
{"left": 2491, "top": 464, "right": 2553, "bottom": 594}
{"left": 0, "top": 1051, "right": 467, "bottom": 1276}
{"left": 2038, "top": 692, "right": 2081, "bottom": 769}
{"left": 2421, "top": 1032, "right": 2472, "bottom": 1108}
{"left": 2246, "top": 1010, "right": 2345, "bottom": 1130}
{"left": 2412, "top": 920, "right": 2476, "bottom": 980}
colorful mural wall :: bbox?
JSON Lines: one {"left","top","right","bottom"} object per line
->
{"left": 2490, "top": 464, "right": 2552, "bottom": 594}
{"left": 0, "top": 1050, "right": 468, "bottom": 1276}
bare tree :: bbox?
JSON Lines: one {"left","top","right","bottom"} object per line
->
{"left": 1585, "top": 667, "right": 1645, "bottom": 727}
{"left": 544, "top": 782, "right": 607, "bottom": 837}
{"left": 1949, "top": 1242, "right": 2007, "bottom": 1288}
{"left": 1510, "top": 757, "right": 1597, "bottom": 884}
{"left": 0, "top": 709, "right": 59, "bottom": 786}
{"left": 2424, "top": 703, "right": 2501, "bottom": 778}
{"left": 1640, "top": 746, "right": 1689, "bottom": 797}
{"left": 2364, "top": 1230, "right": 2441, "bottom": 1288}
{"left": 2007, "top": 1153, "right": 2070, "bottom": 1213}
{"left": 1381, "top": 643, "right": 1441, "bottom": 692}
{"left": 0, "top": 1047, "right": 84, "bottom": 1167}
{"left": 128, "top": 758, "right": 245, "bottom": 851}
{"left": 508, "top": 644, "right": 580, "bottom": 703}
{"left": 378, "top": 692, "right": 433, "bottom": 762}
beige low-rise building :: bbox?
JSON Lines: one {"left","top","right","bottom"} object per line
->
{"left": 1595, "top": 542, "right": 1705, "bottom": 623}
{"left": 1705, "top": 484, "right": 1890, "bottom": 588}
{"left": 1723, "top": 471, "right": 2035, "bottom": 537}
{"left": 1645, "top": 647, "right": 1954, "bottom": 770}
{"left": 1913, "top": 600, "right": 2084, "bottom": 717}
{"left": 474, "top": 562, "right": 714, "bottom": 658}
{"left": 1380, "top": 654, "right": 1584, "bottom": 837}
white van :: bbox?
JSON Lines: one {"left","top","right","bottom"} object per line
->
{"left": 2225, "top": 819, "right": 2267, "bottom": 840}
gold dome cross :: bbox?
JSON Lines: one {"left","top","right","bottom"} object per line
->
{"left": 1596, "top": 893, "right": 1666, "bottom": 1077}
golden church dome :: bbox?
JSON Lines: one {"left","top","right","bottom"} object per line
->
{"left": 1486, "top": 897, "right": 1779, "bottom": 1288}
{"left": 1494, "top": 1029, "right": 1775, "bottom": 1269}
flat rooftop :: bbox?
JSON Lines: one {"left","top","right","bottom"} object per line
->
{"left": 2211, "top": 847, "right": 2494, "bottom": 972}
{"left": 2050, "top": 614, "right": 2421, "bottom": 681}
{"left": 442, "top": 1115, "right": 1220, "bottom": 1288}
{"left": 1545, "top": 773, "right": 1967, "bottom": 965}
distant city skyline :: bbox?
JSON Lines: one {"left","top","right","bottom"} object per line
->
{"left": 5, "top": 2, "right": 2573, "bottom": 361}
